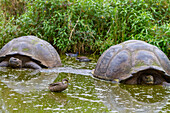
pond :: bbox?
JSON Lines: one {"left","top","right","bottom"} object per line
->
{"left": 0, "top": 55, "right": 169, "bottom": 113}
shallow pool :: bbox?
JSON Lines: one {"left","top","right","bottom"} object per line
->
{"left": 0, "top": 55, "right": 169, "bottom": 112}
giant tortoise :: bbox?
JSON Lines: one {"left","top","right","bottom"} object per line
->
{"left": 0, "top": 36, "right": 62, "bottom": 69}
{"left": 93, "top": 40, "right": 170, "bottom": 85}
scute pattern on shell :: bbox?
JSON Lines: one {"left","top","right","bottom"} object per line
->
{"left": 0, "top": 36, "right": 61, "bottom": 68}
{"left": 93, "top": 40, "right": 170, "bottom": 82}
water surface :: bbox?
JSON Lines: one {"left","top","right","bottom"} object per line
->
{"left": 0, "top": 55, "right": 169, "bottom": 112}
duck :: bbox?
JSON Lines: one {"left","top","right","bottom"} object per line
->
{"left": 76, "top": 56, "right": 92, "bottom": 62}
{"left": 49, "top": 78, "right": 70, "bottom": 92}
{"left": 65, "top": 52, "right": 78, "bottom": 57}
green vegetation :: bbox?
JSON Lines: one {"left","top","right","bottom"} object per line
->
{"left": 0, "top": 0, "right": 169, "bottom": 58}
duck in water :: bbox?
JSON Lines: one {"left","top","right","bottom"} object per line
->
{"left": 76, "top": 56, "right": 91, "bottom": 62}
{"left": 49, "top": 78, "right": 70, "bottom": 92}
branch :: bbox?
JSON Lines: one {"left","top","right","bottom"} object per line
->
{"left": 69, "top": 18, "right": 79, "bottom": 40}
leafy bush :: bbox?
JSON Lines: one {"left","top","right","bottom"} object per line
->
{"left": 0, "top": 11, "right": 20, "bottom": 47}
{"left": 0, "top": 0, "right": 169, "bottom": 58}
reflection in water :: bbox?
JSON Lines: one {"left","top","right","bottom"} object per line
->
{"left": 48, "top": 93, "right": 68, "bottom": 107}
{"left": 41, "top": 67, "right": 92, "bottom": 76}
{"left": 60, "top": 55, "right": 98, "bottom": 70}
{"left": 94, "top": 79, "right": 170, "bottom": 112}
{"left": 0, "top": 70, "right": 110, "bottom": 112}
{"left": 0, "top": 67, "right": 59, "bottom": 93}
{"left": 120, "top": 84, "right": 169, "bottom": 103}
{"left": 0, "top": 55, "right": 169, "bottom": 112}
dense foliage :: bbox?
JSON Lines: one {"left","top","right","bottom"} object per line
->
{"left": 0, "top": 0, "right": 169, "bottom": 58}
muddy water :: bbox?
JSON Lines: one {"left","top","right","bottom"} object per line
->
{"left": 0, "top": 55, "right": 169, "bottom": 112}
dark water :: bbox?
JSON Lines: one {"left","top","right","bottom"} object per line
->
{"left": 0, "top": 55, "right": 169, "bottom": 113}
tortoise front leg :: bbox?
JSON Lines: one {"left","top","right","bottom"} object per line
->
{"left": 25, "top": 61, "right": 42, "bottom": 69}
{"left": 0, "top": 61, "right": 9, "bottom": 67}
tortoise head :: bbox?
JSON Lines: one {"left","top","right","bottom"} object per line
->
{"left": 9, "top": 57, "right": 22, "bottom": 68}
{"left": 141, "top": 75, "right": 154, "bottom": 85}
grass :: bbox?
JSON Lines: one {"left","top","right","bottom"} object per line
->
{"left": 0, "top": 0, "right": 169, "bottom": 58}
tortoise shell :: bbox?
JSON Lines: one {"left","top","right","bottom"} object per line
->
{"left": 0, "top": 36, "right": 62, "bottom": 68}
{"left": 93, "top": 40, "right": 170, "bottom": 84}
